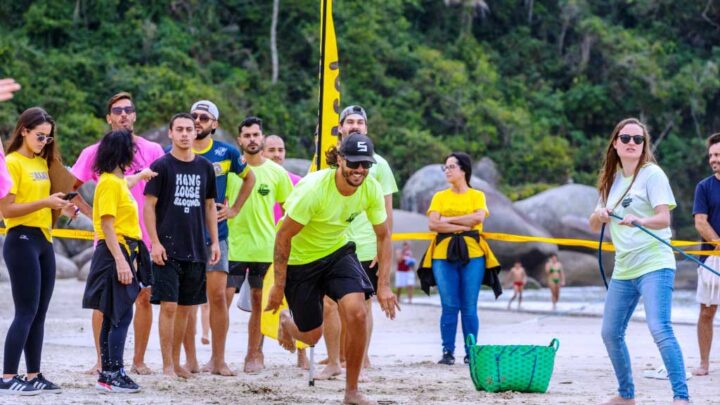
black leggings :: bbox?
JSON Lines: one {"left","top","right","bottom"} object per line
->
{"left": 2, "top": 226, "right": 55, "bottom": 375}
{"left": 100, "top": 307, "right": 132, "bottom": 372}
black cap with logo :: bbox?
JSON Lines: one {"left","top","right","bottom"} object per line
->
{"left": 339, "top": 132, "right": 376, "bottom": 163}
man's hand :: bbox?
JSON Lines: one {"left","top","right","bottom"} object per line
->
{"left": 265, "top": 284, "right": 285, "bottom": 314}
{"left": 226, "top": 205, "right": 240, "bottom": 219}
{"left": 376, "top": 285, "right": 400, "bottom": 320}
{"left": 116, "top": 258, "right": 133, "bottom": 285}
{"left": 151, "top": 241, "right": 167, "bottom": 266}
{"left": 208, "top": 241, "right": 220, "bottom": 265}
{"left": 216, "top": 202, "right": 229, "bottom": 221}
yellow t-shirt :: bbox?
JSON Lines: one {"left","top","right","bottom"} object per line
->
{"left": 93, "top": 172, "right": 141, "bottom": 242}
{"left": 5, "top": 152, "right": 52, "bottom": 242}
{"left": 427, "top": 188, "right": 489, "bottom": 259}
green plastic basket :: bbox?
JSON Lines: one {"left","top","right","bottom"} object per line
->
{"left": 466, "top": 335, "right": 559, "bottom": 393}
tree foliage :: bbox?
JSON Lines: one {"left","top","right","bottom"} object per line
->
{"left": 1, "top": 0, "right": 720, "bottom": 237}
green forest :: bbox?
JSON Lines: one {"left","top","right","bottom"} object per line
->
{"left": 1, "top": 0, "right": 720, "bottom": 237}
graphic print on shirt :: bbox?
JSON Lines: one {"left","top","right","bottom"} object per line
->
{"left": 174, "top": 174, "right": 202, "bottom": 213}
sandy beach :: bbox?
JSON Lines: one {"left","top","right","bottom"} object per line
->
{"left": 0, "top": 279, "right": 718, "bottom": 404}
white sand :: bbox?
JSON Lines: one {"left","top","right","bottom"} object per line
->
{"left": 0, "top": 279, "right": 718, "bottom": 404}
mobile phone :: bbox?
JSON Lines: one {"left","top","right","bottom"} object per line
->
{"left": 63, "top": 192, "right": 78, "bottom": 201}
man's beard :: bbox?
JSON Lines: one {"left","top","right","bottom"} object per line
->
{"left": 196, "top": 128, "right": 212, "bottom": 140}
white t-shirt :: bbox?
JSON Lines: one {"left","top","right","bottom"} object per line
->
{"left": 600, "top": 163, "right": 677, "bottom": 280}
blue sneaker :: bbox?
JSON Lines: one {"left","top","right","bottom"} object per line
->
{"left": 26, "top": 373, "right": 62, "bottom": 394}
{"left": 0, "top": 375, "right": 41, "bottom": 396}
{"left": 98, "top": 369, "right": 140, "bottom": 394}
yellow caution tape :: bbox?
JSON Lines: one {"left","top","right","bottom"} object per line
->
{"left": 0, "top": 227, "right": 95, "bottom": 241}
{"left": 1, "top": 227, "right": 716, "bottom": 256}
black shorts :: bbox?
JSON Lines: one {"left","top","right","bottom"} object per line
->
{"left": 150, "top": 259, "right": 207, "bottom": 306}
{"left": 285, "top": 242, "right": 374, "bottom": 333}
{"left": 361, "top": 260, "right": 379, "bottom": 292}
{"left": 228, "top": 261, "right": 271, "bottom": 291}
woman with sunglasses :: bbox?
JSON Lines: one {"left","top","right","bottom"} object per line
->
{"left": 589, "top": 118, "right": 689, "bottom": 405}
{"left": 0, "top": 107, "right": 74, "bottom": 395}
{"left": 422, "top": 152, "right": 500, "bottom": 365}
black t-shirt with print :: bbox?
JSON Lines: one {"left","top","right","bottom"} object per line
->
{"left": 144, "top": 153, "right": 217, "bottom": 262}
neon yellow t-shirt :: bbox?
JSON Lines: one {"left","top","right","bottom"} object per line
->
{"left": 226, "top": 159, "right": 293, "bottom": 262}
{"left": 347, "top": 154, "right": 398, "bottom": 261}
{"left": 5, "top": 152, "right": 52, "bottom": 242}
{"left": 427, "top": 188, "right": 489, "bottom": 259}
{"left": 93, "top": 172, "right": 141, "bottom": 242}
{"left": 284, "top": 168, "right": 386, "bottom": 265}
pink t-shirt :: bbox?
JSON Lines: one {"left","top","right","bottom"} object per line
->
{"left": 273, "top": 171, "right": 302, "bottom": 224}
{"left": 0, "top": 148, "right": 12, "bottom": 199}
{"left": 71, "top": 136, "right": 165, "bottom": 246}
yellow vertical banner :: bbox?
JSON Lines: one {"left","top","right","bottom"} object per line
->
{"left": 312, "top": 0, "right": 340, "bottom": 172}
{"left": 260, "top": 0, "right": 340, "bottom": 349}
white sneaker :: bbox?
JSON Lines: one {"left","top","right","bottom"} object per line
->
{"left": 642, "top": 367, "right": 692, "bottom": 380}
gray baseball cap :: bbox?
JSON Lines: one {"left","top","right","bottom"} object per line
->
{"left": 339, "top": 105, "right": 367, "bottom": 124}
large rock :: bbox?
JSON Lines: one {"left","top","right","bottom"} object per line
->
{"left": 473, "top": 157, "right": 500, "bottom": 187}
{"left": 78, "top": 261, "right": 92, "bottom": 282}
{"left": 53, "top": 238, "right": 69, "bottom": 257}
{"left": 392, "top": 210, "right": 431, "bottom": 264}
{"left": 514, "top": 184, "right": 602, "bottom": 242}
{"left": 55, "top": 254, "right": 79, "bottom": 279}
{"left": 72, "top": 246, "right": 95, "bottom": 269}
{"left": 77, "top": 180, "right": 96, "bottom": 207}
{"left": 556, "top": 250, "right": 615, "bottom": 287}
{"left": 401, "top": 164, "right": 557, "bottom": 273}
{"left": 283, "top": 158, "right": 310, "bottom": 177}
{"left": 0, "top": 261, "right": 8, "bottom": 282}
{"left": 58, "top": 213, "right": 94, "bottom": 256}
{"left": 140, "top": 127, "right": 235, "bottom": 148}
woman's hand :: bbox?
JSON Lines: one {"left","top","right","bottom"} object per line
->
{"left": 593, "top": 207, "right": 612, "bottom": 224}
{"left": 45, "top": 193, "right": 69, "bottom": 210}
{"left": 618, "top": 214, "right": 643, "bottom": 227}
{"left": 116, "top": 258, "right": 133, "bottom": 285}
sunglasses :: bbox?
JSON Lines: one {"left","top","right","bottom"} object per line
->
{"left": 191, "top": 113, "right": 214, "bottom": 123}
{"left": 111, "top": 106, "right": 135, "bottom": 115}
{"left": 441, "top": 164, "right": 458, "bottom": 171}
{"left": 35, "top": 134, "right": 54, "bottom": 144}
{"left": 617, "top": 134, "right": 645, "bottom": 145}
{"left": 345, "top": 160, "right": 373, "bottom": 169}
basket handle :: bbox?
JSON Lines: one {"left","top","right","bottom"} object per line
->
{"left": 549, "top": 338, "right": 560, "bottom": 352}
{"left": 466, "top": 334, "right": 476, "bottom": 347}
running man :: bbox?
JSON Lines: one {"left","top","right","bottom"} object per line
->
{"left": 71, "top": 92, "right": 164, "bottom": 375}
{"left": 144, "top": 113, "right": 220, "bottom": 378}
{"left": 507, "top": 260, "right": 527, "bottom": 310}
{"left": 226, "top": 117, "right": 293, "bottom": 373}
{"left": 691, "top": 132, "right": 720, "bottom": 376}
{"left": 266, "top": 133, "right": 399, "bottom": 405}
{"left": 319, "top": 105, "right": 397, "bottom": 379}
{"left": 181, "top": 100, "right": 254, "bottom": 376}
{"left": 262, "top": 134, "right": 309, "bottom": 369}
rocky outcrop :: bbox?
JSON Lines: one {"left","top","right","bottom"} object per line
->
{"left": 401, "top": 164, "right": 557, "bottom": 272}
{"left": 514, "top": 184, "right": 602, "bottom": 242}
{"left": 283, "top": 158, "right": 311, "bottom": 177}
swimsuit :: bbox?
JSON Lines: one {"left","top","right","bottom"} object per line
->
{"left": 549, "top": 265, "right": 561, "bottom": 284}
{"left": 513, "top": 281, "right": 524, "bottom": 287}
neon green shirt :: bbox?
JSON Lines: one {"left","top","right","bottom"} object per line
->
{"left": 284, "top": 168, "right": 387, "bottom": 265}
{"left": 347, "top": 154, "right": 398, "bottom": 261}
{"left": 600, "top": 163, "right": 677, "bottom": 280}
{"left": 226, "top": 159, "right": 293, "bottom": 262}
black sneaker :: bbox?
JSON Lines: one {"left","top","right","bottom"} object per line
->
{"left": 106, "top": 369, "right": 140, "bottom": 393}
{"left": 0, "top": 375, "right": 41, "bottom": 396}
{"left": 95, "top": 371, "right": 111, "bottom": 393}
{"left": 463, "top": 355, "right": 470, "bottom": 365}
{"left": 438, "top": 351, "right": 455, "bottom": 365}
{"left": 26, "top": 373, "right": 62, "bottom": 394}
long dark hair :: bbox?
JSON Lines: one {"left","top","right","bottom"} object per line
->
{"left": 93, "top": 129, "right": 134, "bottom": 174}
{"left": 596, "top": 118, "right": 656, "bottom": 206}
{"left": 6, "top": 107, "right": 60, "bottom": 163}
{"left": 445, "top": 152, "right": 472, "bottom": 187}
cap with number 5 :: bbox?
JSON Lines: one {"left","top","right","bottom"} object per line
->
{"left": 339, "top": 132, "right": 376, "bottom": 163}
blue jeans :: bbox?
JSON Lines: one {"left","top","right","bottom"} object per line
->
{"left": 432, "top": 257, "right": 485, "bottom": 355}
{"left": 600, "top": 269, "right": 688, "bottom": 401}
